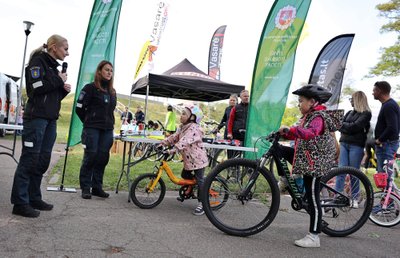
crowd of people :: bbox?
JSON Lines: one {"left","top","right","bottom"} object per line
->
{"left": 8, "top": 33, "right": 400, "bottom": 250}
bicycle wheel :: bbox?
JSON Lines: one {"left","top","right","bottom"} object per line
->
{"left": 130, "top": 173, "right": 166, "bottom": 209}
{"left": 131, "top": 142, "right": 149, "bottom": 160}
{"left": 202, "top": 158, "right": 280, "bottom": 237}
{"left": 320, "top": 167, "right": 373, "bottom": 237}
{"left": 209, "top": 149, "right": 228, "bottom": 168}
{"left": 146, "top": 144, "right": 163, "bottom": 162}
{"left": 210, "top": 148, "right": 243, "bottom": 168}
{"left": 207, "top": 176, "right": 230, "bottom": 211}
{"left": 369, "top": 191, "right": 400, "bottom": 227}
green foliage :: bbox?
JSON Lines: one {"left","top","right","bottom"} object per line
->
{"left": 281, "top": 105, "right": 301, "bottom": 126}
{"left": 369, "top": 0, "right": 400, "bottom": 77}
{"left": 341, "top": 86, "right": 356, "bottom": 99}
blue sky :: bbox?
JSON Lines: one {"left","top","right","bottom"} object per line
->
{"left": 0, "top": 0, "right": 397, "bottom": 113}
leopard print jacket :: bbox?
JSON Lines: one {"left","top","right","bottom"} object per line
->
{"left": 292, "top": 110, "right": 343, "bottom": 177}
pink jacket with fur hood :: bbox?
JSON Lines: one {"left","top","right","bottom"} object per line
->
{"left": 161, "top": 122, "right": 208, "bottom": 170}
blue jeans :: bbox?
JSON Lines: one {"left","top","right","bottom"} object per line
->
{"left": 79, "top": 128, "right": 114, "bottom": 190}
{"left": 335, "top": 143, "right": 364, "bottom": 198}
{"left": 375, "top": 140, "right": 399, "bottom": 172}
{"left": 11, "top": 118, "right": 57, "bottom": 205}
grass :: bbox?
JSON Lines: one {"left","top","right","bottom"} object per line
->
{"left": 48, "top": 144, "right": 192, "bottom": 191}
{"left": 47, "top": 93, "right": 228, "bottom": 191}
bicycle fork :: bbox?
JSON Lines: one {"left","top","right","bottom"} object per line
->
{"left": 147, "top": 165, "right": 163, "bottom": 193}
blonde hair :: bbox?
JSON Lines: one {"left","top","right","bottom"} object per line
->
{"left": 29, "top": 34, "right": 67, "bottom": 62}
{"left": 352, "top": 91, "right": 370, "bottom": 113}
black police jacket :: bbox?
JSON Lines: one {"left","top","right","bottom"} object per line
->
{"left": 75, "top": 82, "right": 117, "bottom": 130}
{"left": 23, "top": 52, "right": 68, "bottom": 120}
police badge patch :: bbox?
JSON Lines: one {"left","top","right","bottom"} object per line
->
{"left": 30, "top": 66, "right": 41, "bottom": 79}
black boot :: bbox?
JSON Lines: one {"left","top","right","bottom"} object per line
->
{"left": 30, "top": 200, "right": 54, "bottom": 211}
{"left": 81, "top": 188, "right": 92, "bottom": 199}
{"left": 92, "top": 188, "right": 109, "bottom": 198}
{"left": 12, "top": 204, "right": 40, "bottom": 218}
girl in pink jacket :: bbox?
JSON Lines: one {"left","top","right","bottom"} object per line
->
{"left": 160, "top": 104, "right": 208, "bottom": 215}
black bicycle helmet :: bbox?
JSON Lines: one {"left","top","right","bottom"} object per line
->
{"left": 292, "top": 84, "right": 332, "bottom": 103}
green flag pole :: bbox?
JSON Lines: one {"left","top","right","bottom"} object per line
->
{"left": 245, "top": 0, "right": 312, "bottom": 158}
{"left": 47, "top": 0, "right": 123, "bottom": 192}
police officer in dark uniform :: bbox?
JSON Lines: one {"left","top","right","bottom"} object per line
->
{"left": 75, "top": 60, "right": 117, "bottom": 200}
{"left": 11, "top": 35, "right": 71, "bottom": 218}
{"left": 227, "top": 90, "right": 249, "bottom": 142}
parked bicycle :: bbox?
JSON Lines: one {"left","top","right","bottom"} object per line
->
{"left": 369, "top": 159, "right": 400, "bottom": 227}
{"left": 201, "top": 131, "right": 374, "bottom": 237}
{"left": 130, "top": 146, "right": 229, "bottom": 209}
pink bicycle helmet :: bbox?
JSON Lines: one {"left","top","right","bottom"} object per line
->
{"left": 185, "top": 104, "right": 203, "bottom": 124}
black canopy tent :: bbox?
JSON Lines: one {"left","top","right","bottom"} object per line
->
{"left": 131, "top": 58, "right": 245, "bottom": 102}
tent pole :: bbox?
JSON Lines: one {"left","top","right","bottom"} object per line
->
{"left": 144, "top": 83, "right": 149, "bottom": 122}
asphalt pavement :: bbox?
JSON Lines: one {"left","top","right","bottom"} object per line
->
{"left": 0, "top": 137, "right": 399, "bottom": 258}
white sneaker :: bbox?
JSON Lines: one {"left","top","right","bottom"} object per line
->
{"left": 294, "top": 233, "right": 320, "bottom": 248}
{"left": 351, "top": 200, "right": 359, "bottom": 209}
{"left": 193, "top": 203, "right": 204, "bottom": 216}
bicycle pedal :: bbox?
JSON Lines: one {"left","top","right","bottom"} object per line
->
{"left": 176, "top": 196, "right": 185, "bottom": 202}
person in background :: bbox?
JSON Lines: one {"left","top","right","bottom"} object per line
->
{"left": 75, "top": 60, "right": 117, "bottom": 200}
{"left": 279, "top": 84, "right": 342, "bottom": 248}
{"left": 214, "top": 94, "right": 238, "bottom": 139}
{"left": 16, "top": 107, "right": 24, "bottom": 136}
{"left": 121, "top": 106, "right": 133, "bottom": 124}
{"left": 11, "top": 34, "right": 71, "bottom": 217}
{"left": 373, "top": 81, "right": 400, "bottom": 172}
{"left": 135, "top": 106, "right": 145, "bottom": 124}
{"left": 164, "top": 104, "right": 176, "bottom": 136}
{"left": 227, "top": 90, "right": 249, "bottom": 143}
{"left": 336, "top": 91, "right": 371, "bottom": 208}
{"left": 159, "top": 104, "right": 208, "bottom": 216}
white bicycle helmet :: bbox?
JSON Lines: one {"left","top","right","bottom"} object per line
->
{"left": 185, "top": 104, "right": 203, "bottom": 124}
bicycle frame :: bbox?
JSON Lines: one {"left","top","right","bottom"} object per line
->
{"left": 147, "top": 154, "right": 196, "bottom": 192}
{"left": 378, "top": 174, "right": 400, "bottom": 209}
{"left": 240, "top": 132, "right": 350, "bottom": 210}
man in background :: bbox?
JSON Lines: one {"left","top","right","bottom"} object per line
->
{"left": 373, "top": 81, "right": 400, "bottom": 172}
{"left": 227, "top": 90, "right": 249, "bottom": 143}
{"left": 121, "top": 106, "right": 133, "bottom": 124}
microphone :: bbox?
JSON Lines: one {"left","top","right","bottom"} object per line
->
{"left": 61, "top": 62, "right": 68, "bottom": 73}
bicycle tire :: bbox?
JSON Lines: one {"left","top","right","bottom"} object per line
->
{"left": 131, "top": 142, "right": 148, "bottom": 160}
{"left": 369, "top": 191, "right": 400, "bottom": 227}
{"left": 202, "top": 158, "right": 280, "bottom": 237}
{"left": 210, "top": 148, "right": 243, "bottom": 168}
{"left": 130, "top": 173, "right": 166, "bottom": 209}
{"left": 320, "top": 167, "right": 373, "bottom": 237}
{"left": 209, "top": 149, "right": 227, "bottom": 168}
{"left": 207, "top": 176, "right": 230, "bottom": 211}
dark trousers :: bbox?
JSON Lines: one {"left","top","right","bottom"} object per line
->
{"left": 279, "top": 145, "right": 321, "bottom": 233}
{"left": 79, "top": 128, "right": 114, "bottom": 191}
{"left": 11, "top": 118, "right": 57, "bottom": 205}
{"left": 181, "top": 168, "right": 205, "bottom": 201}
{"left": 304, "top": 175, "right": 322, "bottom": 234}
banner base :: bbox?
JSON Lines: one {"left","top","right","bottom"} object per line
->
{"left": 47, "top": 186, "right": 77, "bottom": 193}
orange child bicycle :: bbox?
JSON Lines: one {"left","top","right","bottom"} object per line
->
{"left": 130, "top": 146, "right": 229, "bottom": 209}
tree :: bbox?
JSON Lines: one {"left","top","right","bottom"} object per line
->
{"left": 369, "top": 0, "right": 400, "bottom": 77}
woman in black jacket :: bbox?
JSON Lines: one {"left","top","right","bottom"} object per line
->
{"left": 336, "top": 91, "right": 371, "bottom": 208}
{"left": 75, "top": 60, "right": 117, "bottom": 199}
{"left": 11, "top": 34, "right": 71, "bottom": 218}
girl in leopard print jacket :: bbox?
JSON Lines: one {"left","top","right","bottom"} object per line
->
{"left": 278, "top": 85, "right": 343, "bottom": 248}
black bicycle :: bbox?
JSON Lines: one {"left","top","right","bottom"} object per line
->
{"left": 201, "top": 131, "right": 374, "bottom": 237}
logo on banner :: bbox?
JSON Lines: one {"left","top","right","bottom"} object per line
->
{"left": 275, "top": 5, "right": 296, "bottom": 30}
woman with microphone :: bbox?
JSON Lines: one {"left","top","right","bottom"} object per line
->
{"left": 11, "top": 34, "right": 71, "bottom": 218}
